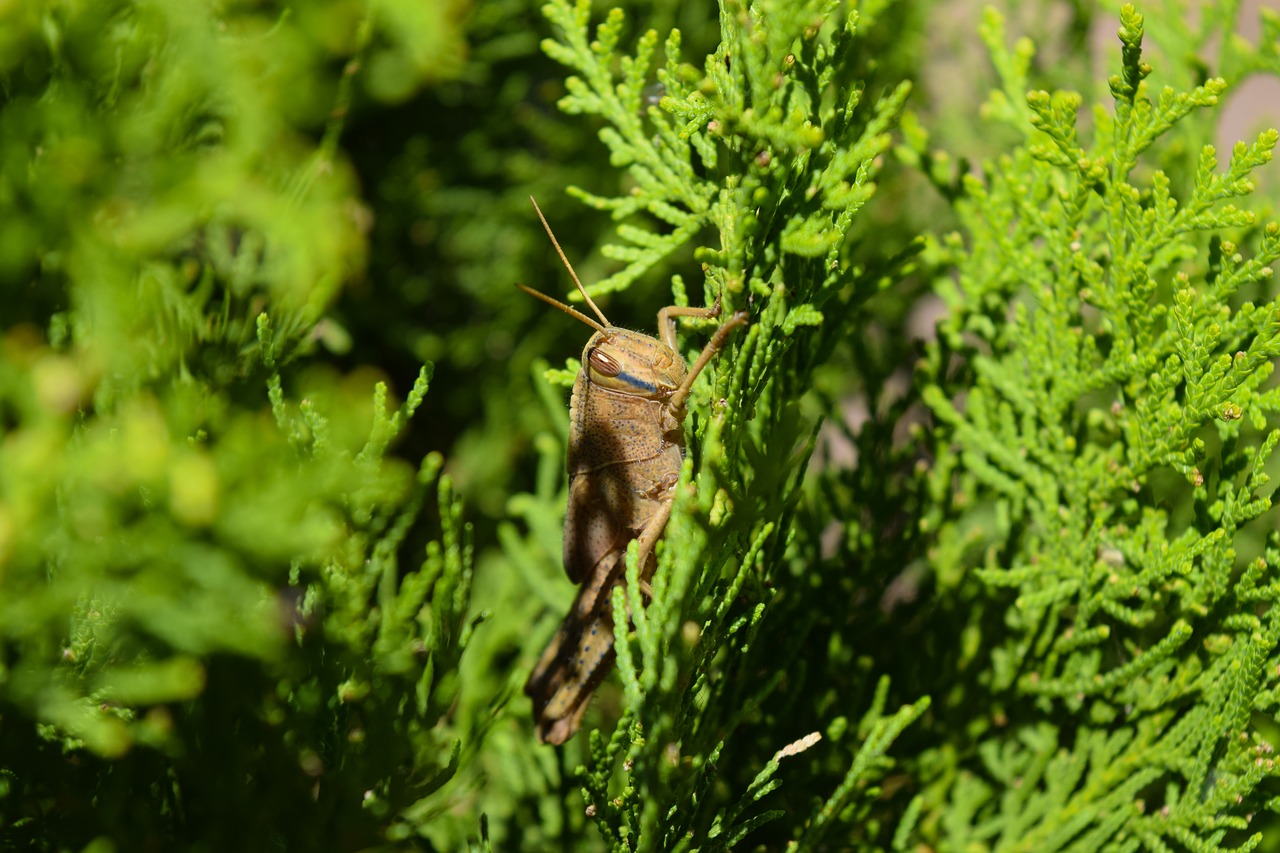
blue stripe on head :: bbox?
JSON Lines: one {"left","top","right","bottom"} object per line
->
{"left": 616, "top": 371, "right": 657, "bottom": 393}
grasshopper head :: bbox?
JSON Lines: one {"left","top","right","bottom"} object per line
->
{"left": 519, "top": 197, "right": 687, "bottom": 399}
{"left": 582, "top": 328, "right": 685, "bottom": 399}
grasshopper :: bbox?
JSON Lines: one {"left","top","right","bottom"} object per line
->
{"left": 518, "top": 198, "right": 747, "bottom": 745}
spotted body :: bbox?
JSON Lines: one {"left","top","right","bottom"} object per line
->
{"left": 518, "top": 198, "right": 746, "bottom": 745}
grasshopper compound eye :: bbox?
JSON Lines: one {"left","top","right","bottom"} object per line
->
{"left": 587, "top": 348, "right": 621, "bottom": 377}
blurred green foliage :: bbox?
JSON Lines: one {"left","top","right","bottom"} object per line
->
{"left": 2, "top": 0, "right": 1280, "bottom": 851}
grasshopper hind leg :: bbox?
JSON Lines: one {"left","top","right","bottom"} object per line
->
{"left": 525, "top": 502, "right": 670, "bottom": 744}
{"left": 525, "top": 570, "right": 623, "bottom": 745}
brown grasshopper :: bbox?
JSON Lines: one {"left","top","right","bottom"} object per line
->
{"left": 518, "top": 198, "right": 747, "bottom": 745}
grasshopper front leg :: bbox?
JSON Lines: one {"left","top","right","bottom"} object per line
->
{"left": 667, "top": 309, "right": 749, "bottom": 412}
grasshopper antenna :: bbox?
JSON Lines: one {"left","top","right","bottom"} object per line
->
{"left": 516, "top": 283, "right": 609, "bottom": 334}
{"left": 528, "top": 196, "right": 611, "bottom": 328}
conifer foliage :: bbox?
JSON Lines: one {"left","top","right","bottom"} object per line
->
{"left": 1, "top": 0, "right": 1279, "bottom": 850}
